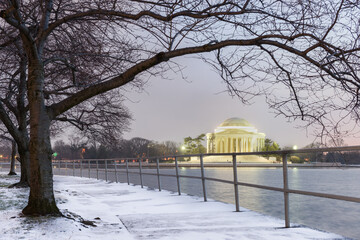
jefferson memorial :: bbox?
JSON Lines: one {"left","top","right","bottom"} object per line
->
{"left": 206, "top": 118, "right": 266, "bottom": 154}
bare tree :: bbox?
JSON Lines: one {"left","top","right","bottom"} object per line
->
{"left": 57, "top": 93, "right": 132, "bottom": 147}
{"left": 122, "top": 137, "right": 152, "bottom": 158}
{"left": 0, "top": 1, "right": 359, "bottom": 216}
{"left": 0, "top": 26, "right": 131, "bottom": 187}
{"left": 0, "top": 41, "right": 31, "bottom": 187}
{"left": 156, "top": 141, "right": 180, "bottom": 156}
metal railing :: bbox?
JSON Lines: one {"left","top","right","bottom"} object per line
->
{"left": 52, "top": 145, "right": 360, "bottom": 228}
{"left": 0, "top": 162, "right": 20, "bottom": 172}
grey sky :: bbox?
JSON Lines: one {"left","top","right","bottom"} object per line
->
{"left": 123, "top": 58, "right": 325, "bottom": 148}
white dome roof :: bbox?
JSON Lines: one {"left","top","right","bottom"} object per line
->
{"left": 219, "top": 118, "right": 253, "bottom": 127}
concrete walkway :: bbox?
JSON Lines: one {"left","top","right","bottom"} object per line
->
{"left": 54, "top": 176, "right": 343, "bottom": 240}
{"left": 0, "top": 174, "right": 345, "bottom": 240}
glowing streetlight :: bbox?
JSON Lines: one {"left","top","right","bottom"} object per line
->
{"left": 293, "top": 145, "right": 298, "bottom": 150}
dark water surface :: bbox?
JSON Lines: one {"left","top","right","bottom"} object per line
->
{"left": 51, "top": 164, "right": 360, "bottom": 239}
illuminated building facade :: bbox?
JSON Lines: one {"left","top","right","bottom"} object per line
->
{"left": 206, "top": 118, "right": 265, "bottom": 153}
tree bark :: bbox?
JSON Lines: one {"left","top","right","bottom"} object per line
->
{"left": 22, "top": 60, "right": 60, "bottom": 216}
{"left": 16, "top": 55, "right": 31, "bottom": 187}
{"left": 8, "top": 140, "right": 17, "bottom": 176}
{"left": 19, "top": 148, "right": 30, "bottom": 185}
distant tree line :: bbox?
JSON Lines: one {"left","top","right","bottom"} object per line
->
{"left": 259, "top": 139, "right": 360, "bottom": 164}
{"left": 281, "top": 143, "right": 360, "bottom": 164}
{"left": 287, "top": 151, "right": 360, "bottom": 164}
{"left": 324, "top": 152, "right": 360, "bottom": 165}
{"left": 53, "top": 137, "right": 181, "bottom": 160}
{"left": 15, "top": 134, "right": 360, "bottom": 165}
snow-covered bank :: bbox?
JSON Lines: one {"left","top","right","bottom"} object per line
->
{"left": 0, "top": 174, "right": 345, "bottom": 240}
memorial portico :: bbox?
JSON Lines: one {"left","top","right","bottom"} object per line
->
{"left": 206, "top": 118, "right": 265, "bottom": 153}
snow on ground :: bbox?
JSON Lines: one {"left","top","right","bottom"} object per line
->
{"left": 0, "top": 173, "right": 345, "bottom": 240}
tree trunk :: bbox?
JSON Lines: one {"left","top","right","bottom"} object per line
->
{"left": 15, "top": 55, "right": 31, "bottom": 187}
{"left": 22, "top": 60, "right": 60, "bottom": 216}
{"left": 19, "top": 149, "right": 30, "bottom": 185}
{"left": 8, "top": 140, "right": 17, "bottom": 176}
{"left": 9, "top": 148, "right": 30, "bottom": 188}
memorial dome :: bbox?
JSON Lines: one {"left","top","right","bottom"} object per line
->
{"left": 219, "top": 118, "right": 253, "bottom": 127}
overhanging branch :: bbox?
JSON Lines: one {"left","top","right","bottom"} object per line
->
{"left": 49, "top": 35, "right": 358, "bottom": 119}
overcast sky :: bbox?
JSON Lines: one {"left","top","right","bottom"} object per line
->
{"left": 122, "top": 57, "right": 335, "bottom": 148}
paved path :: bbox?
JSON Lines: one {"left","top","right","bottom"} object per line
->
{"left": 53, "top": 176, "right": 344, "bottom": 240}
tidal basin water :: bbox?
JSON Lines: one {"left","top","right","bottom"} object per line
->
{"left": 55, "top": 165, "right": 360, "bottom": 239}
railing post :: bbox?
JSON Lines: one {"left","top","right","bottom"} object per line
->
{"left": 139, "top": 158, "right": 143, "bottom": 188}
{"left": 80, "top": 159, "right": 83, "bottom": 177}
{"left": 200, "top": 154, "right": 207, "bottom": 202}
{"left": 105, "top": 159, "right": 108, "bottom": 182}
{"left": 126, "top": 159, "right": 130, "bottom": 185}
{"left": 96, "top": 159, "right": 99, "bottom": 180}
{"left": 88, "top": 159, "right": 91, "bottom": 178}
{"left": 58, "top": 160, "right": 61, "bottom": 175}
{"left": 282, "top": 153, "right": 290, "bottom": 228}
{"left": 156, "top": 158, "right": 161, "bottom": 191}
{"left": 114, "top": 160, "right": 118, "bottom": 183}
{"left": 175, "top": 156, "right": 181, "bottom": 195}
{"left": 73, "top": 160, "right": 75, "bottom": 176}
{"left": 65, "top": 160, "right": 68, "bottom": 176}
{"left": 232, "top": 153, "right": 240, "bottom": 212}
